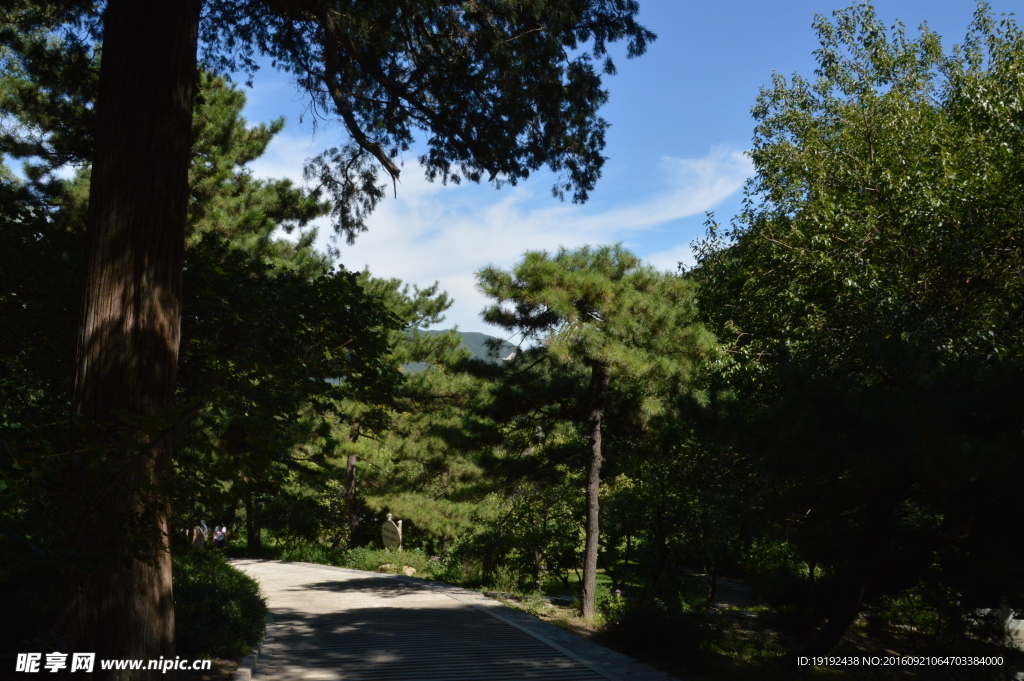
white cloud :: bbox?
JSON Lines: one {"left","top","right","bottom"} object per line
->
{"left": 246, "top": 129, "right": 326, "bottom": 186}
{"left": 644, "top": 243, "right": 701, "bottom": 274}
{"left": 579, "top": 147, "right": 751, "bottom": 231}
{"left": 256, "top": 139, "right": 751, "bottom": 332}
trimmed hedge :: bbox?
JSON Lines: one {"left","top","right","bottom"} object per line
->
{"left": 173, "top": 552, "right": 267, "bottom": 659}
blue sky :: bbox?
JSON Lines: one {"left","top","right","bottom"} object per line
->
{"left": 239, "top": 1, "right": 1019, "bottom": 333}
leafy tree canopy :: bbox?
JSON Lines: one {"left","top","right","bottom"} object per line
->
{"left": 5, "top": 0, "right": 655, "bottom": 237}
{"left": 478, "top": 244, "right": 716, "bottom": 617}
{"left": 480, "top": 244, "right": 715, "bottom": 398}
{"left": 693, "top": 2, "right": 1024, "bottom": 655}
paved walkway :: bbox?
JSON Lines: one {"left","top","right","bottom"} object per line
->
{"left": 231, "top": 559, "right": 677, "bottom": 681}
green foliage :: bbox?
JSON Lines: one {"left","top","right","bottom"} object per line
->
{"left": 253, "top": 543, "right": 445, "bottom": 579}
{"left": 327, "top": 271, "right": 496, "bottom": 554}
{"left": 187, "top": 72, "right": 331, "bottom": 276}
{"left": 694, "top": 0, "right": 1024, "bottom": 654}
{"left": 469, "top": 463, "right": 585, "bottom": 591}
{"left": 6, "top": 0, "right": 656, "bottom": 233}
{"left": 344, "top": 548, "right": 435, "bottom": 575}
{"left": 601, "top": 593, "right": 721, "bottom": 673}
{"left": 0, "top": 11, "right": 97, "bottom": 182}
{"left": 489, "top": 565, "right": 524, "bottom": 594}
{"left": 173, "top": 552, "right": 267, "bottom": 659}
{"left": 0, "top": 40, "right": 401, "bottom": 634}
{"left": 199, "top": 0, "right": 654, "bottom": 230}
{"left": 476, "top": 244, "right": 718, "bottom": 617}
{"left": 10, "top": 0, "right": 1024, "bottom": 671}
{"left": 0, "top": 0, "right": 664, "bottom": 666}
{"left": 476, "top": 245, "right": 718, "bottom": 506}
{"left": 480, "top": 244, "right": 715, "bottom": 393}
{"left": 271, "top": 542, "right": 346, "bottom": 566}
{"left": 870, "top": 587, "right": 942, "bottom": 638}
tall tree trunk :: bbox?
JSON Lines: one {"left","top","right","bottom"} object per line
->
{"left": 623, "top": 532, "right": 632, "bottom": 585}
{"left": 704, "top": 559, "right": 718, "bottom": 606}
{"left": 245, "top": 488, "right": 262, "bottom": 551}
{"left": 65, "top": 0, "right": 200, "bottom": 676}
{"left": 651, "top": 493, "right": 668, "bottom": 582}
{"left": 346, "top": 452, "right": 363, "bottom": 546}
{"left": 581, "top": 362, "right": 610, "bottom": 619}
{"left": 346, "top": 423, "right": 363, "bottom": 547}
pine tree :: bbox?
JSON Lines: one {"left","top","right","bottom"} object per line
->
{"left": 4, "top": 2, "right": 654, "bottom": 663}
{"left": 0, "top": 61, "right": 399, "bottom": 659}
{"left": 477, "top": 244, "right": 716, "bottom": 618}
{"left": 338, "top": 273, "right": 501, "bottom": 552}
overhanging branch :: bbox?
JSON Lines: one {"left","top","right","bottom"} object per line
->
{"left": 320, "top": 9, "right": 401, "bottom": 185}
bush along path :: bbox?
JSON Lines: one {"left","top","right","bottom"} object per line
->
{"left": 171, "top": 553, "right": 268, "bottom": 679}
{"left": 174, "top": 553, "right": 268, "bottom": 659}
{"left": 230, "top": 559, "right": 679, "bottom": 681}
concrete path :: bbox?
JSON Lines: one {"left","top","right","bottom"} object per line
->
{"left": 231, "top": 559, "right": 677, "bottom": 681}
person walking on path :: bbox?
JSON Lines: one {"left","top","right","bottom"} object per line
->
{"left": 191, "top": 519, "right": 208, "bottom": 551}
{"left": 213, "top": 523, "right": 228, "bottom": 550}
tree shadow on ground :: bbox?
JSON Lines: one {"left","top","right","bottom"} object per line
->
{"left": 294, "top": 577, "right": 428, "bottom": 599}
{"left": 263, "top": 601, "right": 605, "bottom": 680}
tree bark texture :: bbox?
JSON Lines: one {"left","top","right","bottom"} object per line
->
{"left": 66, "top": 0, "right": 200, "bottom": 676}
{"left": 581, "top": 362, "right": 610, "bottom": 619}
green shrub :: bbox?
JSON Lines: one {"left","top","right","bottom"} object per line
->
{"left": 429, "top": 554, "right": 478, "bottom": 585}
{"left": 226, "top": 538, "right": 478, "bottom": 585}
{"left": 345, "top": 547, "right": 435, "bottom": 575}
{"left": 489, "top": 565, "right": 523, "bottom": 595}
{"left": 277, "top": 543, "right": 347, "bottom": 566}
{"left": 600, "top": 591, "right": 720, "bottom": 672}
{"left": 173, "top": 552, "right": 267, "bottom": 659}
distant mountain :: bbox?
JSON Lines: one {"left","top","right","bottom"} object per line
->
{"left": 436, "top": 330, "right": 516, "bottom": 362}
{"left": 403, "top": 330, "right": 515, "bottom": 372}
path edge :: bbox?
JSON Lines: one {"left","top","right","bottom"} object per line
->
{"left": 407, "top": 577, "right": 625, "bottom": 681}
{"left": 232, "top": 612, "right": 273, "bottom": 681}
{"left": 229, "top": 559, "right": 678, "bottom": 681}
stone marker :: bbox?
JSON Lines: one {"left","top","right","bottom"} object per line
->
{"left": 382, "top": 513, "right": 402, "bottom": 550}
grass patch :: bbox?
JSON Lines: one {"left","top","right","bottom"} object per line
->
{"left": 173, "top": 552, "right": 267, "bottom": 659}
{"left": 226, "top": 540, "right": 474, "bottom": 584}
{"left": 343, "top": 547, "right": 434, "bottom": 575}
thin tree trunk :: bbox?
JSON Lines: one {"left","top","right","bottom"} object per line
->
{"left": 623, "top": 532, "right": 632, "bottom": 585}
{"left": 346, "top": 452, "right": 362, "bottom": 546}
{"left": 64, "top": 0, "right": 200, "bottom": 676}
{"left": 705, "top": 561, "right": 718, "bottom": 606}
{"left": 651, "top": 496, "right": 667, "bottom": 582}
{"left": 581, "top": 362, "right": 610, "bottom": 619}
{"left": 600, "top": 546, "right": 618, "bottom": 592}
{"left": 245, "top": 488, "right": 261, "bottom": 551}
{"left": 346, "top": 423, "right": 362, "bottom": 547}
